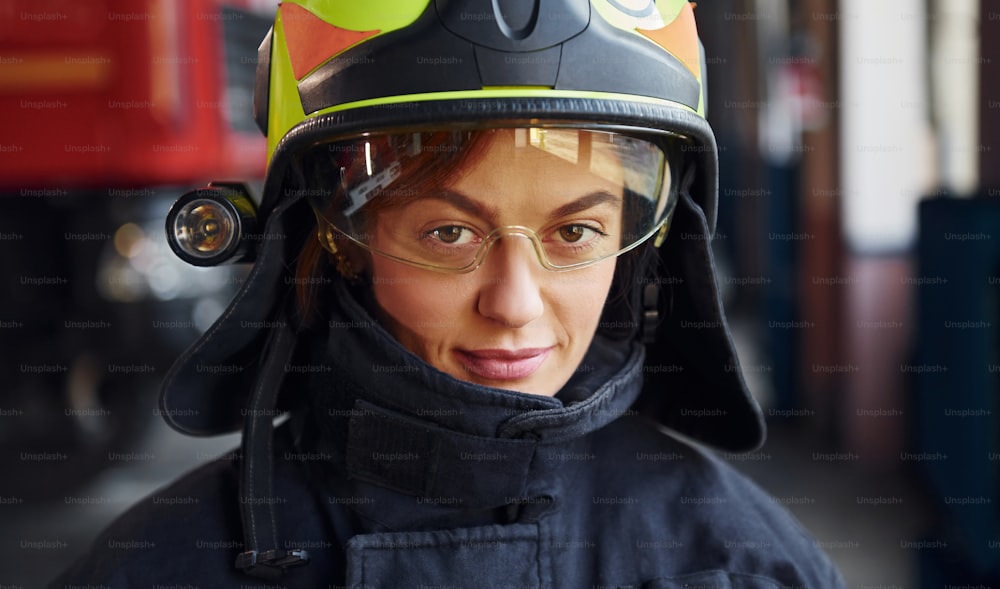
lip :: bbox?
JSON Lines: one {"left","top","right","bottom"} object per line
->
{"left": 456, "top": 347, "right": 553, "bottom": 381}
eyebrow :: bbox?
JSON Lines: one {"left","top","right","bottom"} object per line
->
{"left": 550, "top": 190, "right": 622, "bottom": 218}
{"left": 429, "top": 189, "right": 622, "bottom": 223}
{"left": 431, "top": 189, "right": 500, "bottom": 221}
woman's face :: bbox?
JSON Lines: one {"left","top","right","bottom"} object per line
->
{"left": 367, "top": 129, "right": 622, "bottom": 397}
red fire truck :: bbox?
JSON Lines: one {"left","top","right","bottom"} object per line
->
{"left": 0, "top": 0, "right": 274, "bottom": 496}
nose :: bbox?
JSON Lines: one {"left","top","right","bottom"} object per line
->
{"left": 476, "top": 235, "right": 545, "bottom": 328}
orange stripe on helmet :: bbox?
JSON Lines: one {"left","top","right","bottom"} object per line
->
{"left": 280, "top": 3, "right": 380, "bottom": 80}
{"left": 637, "top": 1, "right": 700, "bottom": 81}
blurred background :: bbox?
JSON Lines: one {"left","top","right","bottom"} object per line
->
{"left": 0, "top": 0, "right": 997, "bottom": 586}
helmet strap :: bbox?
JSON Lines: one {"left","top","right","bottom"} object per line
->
{"left": 642, "top": 283, "right": 661, "bottom": 343}
{"left": 234, "top": 296, "right": 310, "bottom": 580}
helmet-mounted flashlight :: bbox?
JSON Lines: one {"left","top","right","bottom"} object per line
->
{"left": 166, "top": 183, "right": 258, "bottom": 266}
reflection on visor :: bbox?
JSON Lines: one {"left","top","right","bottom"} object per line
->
{"left": 302, "top": 126, "right": 681, "bottom": 272}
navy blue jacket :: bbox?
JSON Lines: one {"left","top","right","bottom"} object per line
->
{"left": 51, "top": 285, "right": 846, "bottom": 588}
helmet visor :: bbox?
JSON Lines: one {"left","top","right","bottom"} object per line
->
{"left": 298, "top": 125, "right": 682, "bottom": 272}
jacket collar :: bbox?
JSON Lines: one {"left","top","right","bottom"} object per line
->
{"left": 295, "top": 280, "right": 645, "bottom": 510}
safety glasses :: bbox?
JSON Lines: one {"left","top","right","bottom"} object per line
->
{"left": 299, "top": 125, "right": 684, "bottom": 273}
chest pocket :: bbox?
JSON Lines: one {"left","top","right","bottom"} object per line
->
{"left": 345, "top": 523, "right": 542, "bottom": 589}
{"left": 641, "top": 570, "right": 783, "bottom": 589}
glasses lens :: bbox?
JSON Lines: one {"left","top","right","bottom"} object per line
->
{"left": 302, "top": 126, "right": 678, "bottom": 271}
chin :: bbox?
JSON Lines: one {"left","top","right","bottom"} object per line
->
{"left": 466, "top": 372, "right": 563, "bottom": 397}
{"left": 506, "top": 380, "right": 560, "bottom": 397}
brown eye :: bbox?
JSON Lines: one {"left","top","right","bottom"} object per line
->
{"left": 558, "top": 225, "right": 586, "bottom": 242}
{"left": 432, "top": 226, "right": 466, "bottom": 244}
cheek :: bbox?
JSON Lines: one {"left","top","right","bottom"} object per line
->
{"left": 371, "top": 256, "right": 617, "bottom": 342}
{"left": 370, "top": 261, "right": 471, "bottom": 336}
{"left": 546, "top": 263, "right": 617, "bottom": 341}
